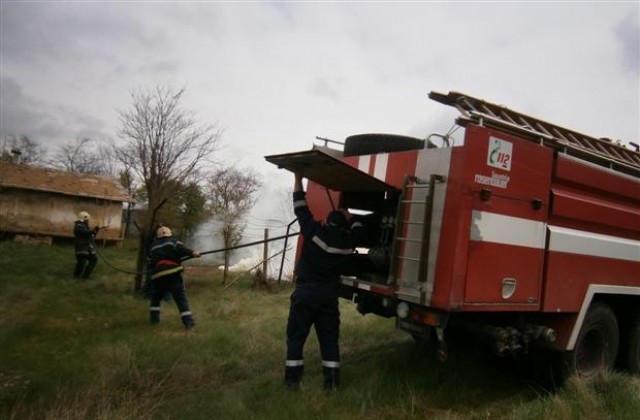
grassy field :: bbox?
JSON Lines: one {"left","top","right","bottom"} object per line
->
{"left": 1, "top": 240, "right": 640, "bottom": 420}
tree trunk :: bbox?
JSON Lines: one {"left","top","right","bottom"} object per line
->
{"left": 263, "top": 228, "right": 269, "bottom": 280}
{"left": 134, "top": 232, "right": 146, "bottom": 292}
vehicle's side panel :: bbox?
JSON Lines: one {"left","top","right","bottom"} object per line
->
{"left": 541, "top": 156, "right": 640, "bottom": 313}
{"left": 435, "top": 125, "right": 553, "bottom": 311}
{"left": 432, "top": 189, "right": 472, "bottom": 311}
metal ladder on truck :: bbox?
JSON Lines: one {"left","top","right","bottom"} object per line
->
{"left": 429, "top": 91, "right": 640, "bottom": 179}
{"left": 388, "top": 174, "right": 444, "bottom": 306}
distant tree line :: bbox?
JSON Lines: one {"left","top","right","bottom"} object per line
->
{"left": 1, "top": 84, "right": 263, "bottom": 291}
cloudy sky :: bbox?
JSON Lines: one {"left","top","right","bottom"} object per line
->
{"left": 1, "top": 1, "right": 639, "bottom": 243}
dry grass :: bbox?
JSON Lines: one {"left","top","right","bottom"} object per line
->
{"left": 2, "top": 241, "right": 640, "bottom": 419}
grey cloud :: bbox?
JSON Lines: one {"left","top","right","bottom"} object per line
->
{"left": 308, "top": 78, "right": 342, "bottom": 102}
{"left": 0, "top": 78, "right": 56, "bottom": 138}
{"left": 1, "top": 2, "right": 637, "bottom": 158}
{"left": 1, "top": 3, "right": 165, "bottom": 65}
{"left": 1, "top": 77, "right": 111, "bottom": 145}
{"left": 138, "top": 60, "right": 181, "bottom": 74}
{"left": 615, "top": 12, "right": 640, "bottom": 75}
{"left": 71, "top": 111, "right": 105, "bottom": 132}
{"left": 269, "top": 2, "right": 298, "bottom": 26}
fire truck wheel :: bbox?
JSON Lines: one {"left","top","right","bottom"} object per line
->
{"left": 343, "top": 134, "right": 426, "bottom": 157}
{"left": 626, "top": 315, "right": 640, "bottom": 374}
{"left": 564, "top": 302, "right": 619, "bottom": 379}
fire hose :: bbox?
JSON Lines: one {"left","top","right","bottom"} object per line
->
{"left": 182, "top": 232, "right": 299, "bottom": 261}
{"left": 93, "top": 231, "right": 299, "bottom": 276}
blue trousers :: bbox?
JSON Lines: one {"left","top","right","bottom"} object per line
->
{"left": 149, "top": 273, "right": 194, "bottom": 328}
{"left": 74, "top": 253, "right": 97, "bottom": 278}
{"left": 285, "top": 284, "right": 340, "bottom": 387}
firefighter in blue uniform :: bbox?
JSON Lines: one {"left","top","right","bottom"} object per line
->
{"left": 73, "top": 211, "right": 100, "bottom": 279}
{"left": 148, "top": 226, "right": 201, "bottom": 329}
{"left": 285, "top": 171, "right": 364, "bottom": 390}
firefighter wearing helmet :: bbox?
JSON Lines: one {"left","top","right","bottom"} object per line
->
{"left": 147, "top": 225, "right": 201, "bottom": 329}
{"left": 73, "top": 211, "right": 100, "bottom": 278}
{"left": 284, "top": 171, "right": 366, "bottom": 391}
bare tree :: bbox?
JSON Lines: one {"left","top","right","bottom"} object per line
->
{"left": 49, "top": 137, "right": 110, "bottom": 174}
{"left": 96, "top": 140, "right": 119, "bottom": 176}
{"left": 115, "top": 85, "right": 222, "bottom": 291}
{"left": 1, "top": 135, "right": 46, "bottom": 164}
{"left": 178, "top": 181, "right": 209, "bottom": 241}
{"left": 206, "top": 166, "right": 262, "bottom": 284}
{"left": 118, "top": 165, "right": 137, "bottom": 237}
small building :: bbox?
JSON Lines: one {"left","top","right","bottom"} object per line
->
{"left": 0, "top": 161, "right": 134, "bottom": 243}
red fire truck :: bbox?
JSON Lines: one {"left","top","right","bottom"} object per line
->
{"left": 266, "top": 91, "right": 640, "bottom": 379}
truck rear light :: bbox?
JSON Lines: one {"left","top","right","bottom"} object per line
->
{"left": 410, "top": 308, "right": 440, "bottom": 326}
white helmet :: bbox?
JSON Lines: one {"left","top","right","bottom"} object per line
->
{"left": 78, "top": 211, "right": 90, "bottom": 222}
{"left": 156, "top": 226, "right": 172, "bottom": 238}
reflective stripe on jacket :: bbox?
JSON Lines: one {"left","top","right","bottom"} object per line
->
{"left": 293, "top": 190, "right": 364, "bottom": 286}
{"left": 148, "top": 237, "right": 194, "bottom": 280}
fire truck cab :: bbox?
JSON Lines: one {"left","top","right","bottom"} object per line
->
{"left": 266, "top": 91, "right": 640, "bottom": 379}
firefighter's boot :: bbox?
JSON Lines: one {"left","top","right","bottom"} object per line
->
{"left": 323, "top": 367, "right": 340, "bottom": 391}
{"left": 284, "top": 365, "right": 304, "bottom": 389}
{"left": 181, "top": 311, "right": 195, "bottom": 330}
{"left": 150, "top": 307, "right": 160, "bottom": 324}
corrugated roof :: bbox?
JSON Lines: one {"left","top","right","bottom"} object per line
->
{"left": 0, "top": 162, "right": 134, "bottom": 203}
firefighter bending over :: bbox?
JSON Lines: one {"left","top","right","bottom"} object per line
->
{"left": 148, "top": 226, "right": 201, "bottom": 329}
{"left": 285, "top": 171, "right": 364, "bottom": 391}
{"left": 73, "top": 211, "right": 100, "bottom": 279}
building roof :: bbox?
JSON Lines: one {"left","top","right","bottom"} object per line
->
{"left": 0, "top": 162, "right": 135, "bottom": 203}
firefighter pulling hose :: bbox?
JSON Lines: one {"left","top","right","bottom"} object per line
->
{"left": 95, "top": 225, "right": 300, "bottom": 328}
{"left": 73, "top": 211, "right": 107, "bottom": 279}
{"left": 147, "top": 225, "right": 199, "bottom": 329}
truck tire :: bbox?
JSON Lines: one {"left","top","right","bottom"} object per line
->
{"left": 626, "top": 315, "right": 640, "bottom": 374}
{"left": 564, "top": 302, "right": 619, "bottom": 379}
{"left": 343, "top": 134, "right": 425, "bottom": 157}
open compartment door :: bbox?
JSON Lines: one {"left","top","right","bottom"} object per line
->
{"left": 265, "top": 149, "right": 399, "bottom": 196}
{"left": 266, "top": 148, "right": 400, "bottom": 283}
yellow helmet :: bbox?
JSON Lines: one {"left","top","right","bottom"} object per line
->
{"left": 156, "top": 226, "right": 172, "bottom": 238}
{"left": 78, "top": 211, "right": 90, "bottom": 222}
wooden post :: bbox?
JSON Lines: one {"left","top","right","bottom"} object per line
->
{"left": 223, "top": 226, "right": 229, "bottom": 285}
{"left": 263, "top": 228, "right": 269, "bottom": 280}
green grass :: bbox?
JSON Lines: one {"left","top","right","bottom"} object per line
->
{"left": 1, "top": 240, "right": 640, "bottom": 419}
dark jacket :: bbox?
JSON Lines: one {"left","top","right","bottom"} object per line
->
{"left": 293, "top": 190, "right": 364, "bottom": 288}
{"left": 74, "top": 220, "right": 98, "bottom": 256}
{"left": 148, "top": 236, "right": 195, "bottom": 280}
